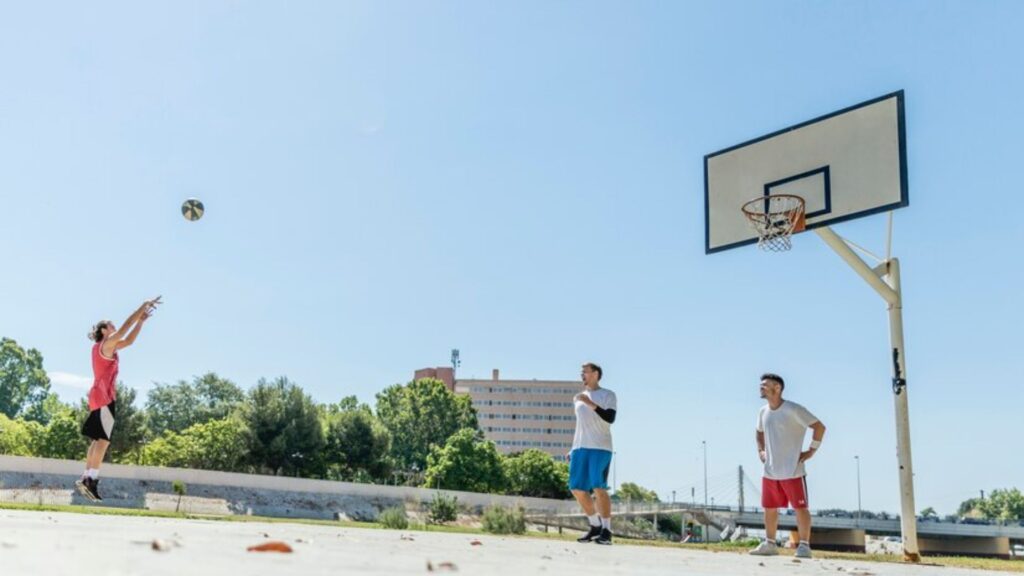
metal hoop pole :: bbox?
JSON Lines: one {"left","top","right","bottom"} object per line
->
{"left": 885, "top": 258, "right": 920, "bottom": 561}
{"left": 815, "top": 227, "right": 920, "bottom": 561}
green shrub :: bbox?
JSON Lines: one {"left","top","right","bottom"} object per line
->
{"left": 429, "top": 493, "right": 459, "bottom": 524}
{"left": 481, "top": 504, "right": 526, "bottom": 535}
{"left": 379, "top": 505, "right": 409, "bottom": 529}
{"left": 172, "top": 480, "right": 187, "bottom": 513}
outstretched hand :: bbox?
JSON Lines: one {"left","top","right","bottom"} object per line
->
{"left": 142, "top": 296, "right": 162, "bottom": 313}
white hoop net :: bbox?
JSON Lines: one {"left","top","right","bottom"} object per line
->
{"left": 741, "top": 194, "right": 806, "bottom": 252}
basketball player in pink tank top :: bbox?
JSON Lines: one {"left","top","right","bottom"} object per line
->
{"left": 75, "top": 296, "right": 161, "bottom": 502}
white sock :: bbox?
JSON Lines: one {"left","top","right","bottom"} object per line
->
{"left": 87, "top": 469, "right": 99, "bottom": 480}
{"left": 799, "top": 540, "right": 810, "bottom": 546}
{"left": 587, "top": 514, "right": 600, "bottom": 527}
{"left": 600, "top": 517, "right": 611, "bottom": 530}
{"left": 81, "top": 469, "right": 89, "bottom": 479}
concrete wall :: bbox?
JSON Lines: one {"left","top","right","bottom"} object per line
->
{"left": 810, "top": 529, "right": 866, "bottom": 552}
{"left": 919, "top": 536, "right": 1011, "bottom": 559}
{"left": 0, "top": 455, "right": 577, "bottom": 520}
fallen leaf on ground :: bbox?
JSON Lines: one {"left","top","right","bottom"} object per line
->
{"left": 401, "top": 534, "right": 416, "bottom": 541}
{"left": 151, "top": 539, "right": 172, "bottom": 552}
{"left": 469, "top": 540, "right": 482, "bottom": 546}
{"left": 247, "top": 541, "right": 294, "bottom": 553}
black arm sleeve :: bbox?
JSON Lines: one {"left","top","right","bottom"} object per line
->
{"left": 594, "top": 407, "right": 616, "bottom": 424}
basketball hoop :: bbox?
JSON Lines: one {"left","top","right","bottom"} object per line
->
{"left": 741, "top": 194, "right": 806, "bottom": 252}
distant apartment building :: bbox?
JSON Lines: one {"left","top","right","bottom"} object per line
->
{"left": 413, "top": 368, "right": 577, "bottom": 461}
{"left": 413, "top": 367, "right": 455, "bottom": 391}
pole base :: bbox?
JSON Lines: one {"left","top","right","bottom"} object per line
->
{"left": 903, "top": 551, "right": 921, "bottom": 563}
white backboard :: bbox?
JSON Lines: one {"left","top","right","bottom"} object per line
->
{"left": 704, "top": 91, "right": 908, "bottom": 254}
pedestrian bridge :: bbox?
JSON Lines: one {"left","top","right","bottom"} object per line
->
{"left": 540, "top": 503, "right": 1024, "bottom": 559}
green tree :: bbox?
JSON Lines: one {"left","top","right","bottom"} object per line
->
{"left": 375, "top": 378, "right": 478, "bottom": 472}
{"left": 242, "top": 377, "right": 324, "bottom": 476}
{"left": 33, "top": 402, "right": 88, "bottom": 460}
{"left": 616, "top": 482, "right": 660, "bottom": 503}
{"left": 141, "top": 417, "right": 248, "bottom": 472}
{"left": 958, "top": 497, "right": 983, "bottom": 517}
{"left": 146, "top": 373, "right": 244, "bottom": 436}
{"left": 0, "top": 338, "right": 52, "bottom": 420}
{"left": 423, "top": 428, "right": 507, "bottom": 493}
{"left": 503, "top": 449, "right": 570, "bottom": 499}
{"left": 323, "top": 401, "right": 391, "bottom": 482}
{"left": 107, "top": 383, "right": 148, "bottom": 463}
{"left": 977, "top": 489, "right": 1024, "bottom": 521}
{"left": 22, "top": 392, "right": 70, "bottom": 426}
{"left": 0, "top": 414, "right": 36, "bottom": 455}
{"left": 920, "top": 506, "right": 938, "bottom": 519}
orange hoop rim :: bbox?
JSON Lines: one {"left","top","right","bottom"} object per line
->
{"left": 741, "top": 193, "right": 807, "bottom": 232}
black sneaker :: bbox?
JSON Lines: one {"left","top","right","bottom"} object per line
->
{"left": 577, "top": 525, "right": 602, "bottom": 543}
{"left": 86, "top": 478, "right": 103, "bottom": 502}
{"left": 74, "top": 478, "right": 95, "bottom": 501}
{"left": 595, "top": 528, "right": 613, "bottom": 545}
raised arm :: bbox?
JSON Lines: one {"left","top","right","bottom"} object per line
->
{"left": 115, "top": 307, "right": 152, "bottom": 350}
{"left": 103, "top": 297, "right": 161, "bottom": 356}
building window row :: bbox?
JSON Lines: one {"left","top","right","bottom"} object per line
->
{"left": 473, "top": 400, "right": 574, "bottom": 408}
{"left": 481, "top": 413, "right": 576, "bottom": 421}
{"left": 465, "top": 386, "right": 578, "bottom": 395}
{"left": 485, "top": 427, "right": 574, "bottom": 435}
{"left": 495, "top": 440, "right": 573, "bottom": 448}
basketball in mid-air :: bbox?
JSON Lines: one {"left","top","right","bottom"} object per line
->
{"left": 181, "top": 198, "right": 205, "bottom": 221}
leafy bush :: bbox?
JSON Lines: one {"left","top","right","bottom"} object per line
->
{"left": 379, "top": 505, "right": 409, "bottom": 529}
{"left": 429, "top": 493, "right": 459, "bottom": 524}
{"left": 482, "top": 505, "right": 526, "bottom": 535}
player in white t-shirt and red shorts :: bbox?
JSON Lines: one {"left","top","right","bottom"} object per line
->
{"left": 750, "top": 373, "right": 826, "bottom": 559}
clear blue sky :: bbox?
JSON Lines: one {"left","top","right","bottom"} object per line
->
{"left": 2, "top": 1, "right": 1021, "bottom": 516}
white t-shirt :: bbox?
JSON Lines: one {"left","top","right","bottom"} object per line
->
{"left": 757, "top": 400, "right": 819, "bottom": 480}
{"left": 572, "top": 387, "right": 617, "bottom": 451}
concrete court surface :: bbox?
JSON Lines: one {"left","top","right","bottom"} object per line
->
{"left": 0, "top": 509, "right": 1015, "bottom": 576}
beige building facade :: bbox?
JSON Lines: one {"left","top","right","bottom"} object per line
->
{"left": 415, "top": 368, "right": 578, "bottom": 462}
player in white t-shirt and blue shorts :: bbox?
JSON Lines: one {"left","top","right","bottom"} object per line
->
{"left": 749, "top": 373, "right": 826, "bottom": 559}
{"left": 569, "top": 362, "right": 618, "bottom": 545}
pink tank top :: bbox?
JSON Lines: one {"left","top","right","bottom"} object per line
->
{"left": 89, "top": 342, "right": 119, "bottom": 411}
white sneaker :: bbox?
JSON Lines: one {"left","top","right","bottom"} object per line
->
{"left": 795, "top": 542, "right": 813, "bottom": 559}
{"left": 749, "top": 540, "right": 779, "bottom": 556}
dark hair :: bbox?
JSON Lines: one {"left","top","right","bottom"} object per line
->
{"left": 89, "top": 320, "right": 112, "bottom": 343}
{"left": 583, "top": 362, "right": 603, "bottom": 380}
{"left": 761, "top": 373, "right": 785, "bottom": 390}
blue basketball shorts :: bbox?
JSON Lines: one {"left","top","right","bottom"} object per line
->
{"left": 568, "top": 448, "right": 613, "bottom": 492}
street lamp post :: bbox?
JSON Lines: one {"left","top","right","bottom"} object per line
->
{"left": 702, "top": 440, "right": 709, "bottom": 542}
{"left": 855, "top": 455, "right": 863, "bottom": 524}
{"left": 702, "top": 441, "right": 708, "bottom": 509}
